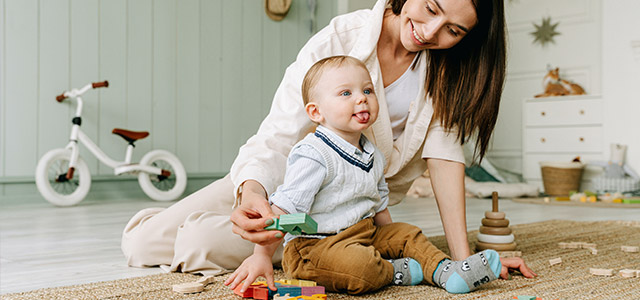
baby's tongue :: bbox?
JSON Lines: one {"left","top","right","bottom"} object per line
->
{"left": 354, "top": 112, "right": 370, "bottom": 123}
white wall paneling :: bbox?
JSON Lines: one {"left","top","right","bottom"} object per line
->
{"left": 176, "top": 0, "right": 200, "bottom": 172}
{"left": 602, "top": 0, "right": 640, "bottom": 175}
{"left": 1, "top": 0, "right": 338, "bottom": 198}
{"left": 492, "top": 0, "right": 602, "bottom": 176}
{"left": 4, "top": 0, "right": 39, "bottom": 177}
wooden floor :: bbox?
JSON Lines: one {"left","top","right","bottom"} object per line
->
{"left": 1, "top": 194, "right": 639, "bottom": 294}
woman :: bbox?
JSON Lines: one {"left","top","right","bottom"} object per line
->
{"left": 122, "top": 0, "right": 535, "bottom": 279}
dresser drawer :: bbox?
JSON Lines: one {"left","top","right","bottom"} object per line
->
{"left": 524, "top": 98, "right": 602, "bottom": 126}
{"left": 523, "top": 127, "right": 602, "bottom": 153}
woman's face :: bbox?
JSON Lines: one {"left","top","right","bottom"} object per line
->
{"left": 399, "top": 0, "right": 477, "bottom": 51}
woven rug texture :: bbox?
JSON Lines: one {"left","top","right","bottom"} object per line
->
{"left": 4, "top": 220, "right": 640, "bottom": 300}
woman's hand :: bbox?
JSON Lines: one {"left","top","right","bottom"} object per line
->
{"left": 230, "top": 180, "right": 283, "bottom": 245}
{"left": 223, "top": 252, "right": 277, "bottom": 292}
{"left": 499, "top": 257, "right": 537, "bottom": 279}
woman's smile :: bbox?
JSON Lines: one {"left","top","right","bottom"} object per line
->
{"left": 410, "top": 20, "right": 429, "bottom": 45}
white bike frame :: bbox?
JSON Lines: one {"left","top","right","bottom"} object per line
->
{"left": 63, "top": 84, "right": 162, "bottom": 177}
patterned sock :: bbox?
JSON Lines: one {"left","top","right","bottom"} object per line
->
{"left": 432, "top": 250, "right": 501, "bottom": 294}
{"left": 389, "top": 257, "right": 423, "bottom": 286}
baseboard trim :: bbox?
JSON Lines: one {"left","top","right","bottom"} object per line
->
{"left": 0, "top": 173, "right": 226, "bottom": 204}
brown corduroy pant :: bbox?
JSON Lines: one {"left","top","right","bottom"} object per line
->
{"left": 282, "top": 218, "right": 449, "bottom": 294}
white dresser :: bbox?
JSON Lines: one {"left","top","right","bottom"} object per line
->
{"left": 522, "top": 95, "right": 604, "bottom": 192}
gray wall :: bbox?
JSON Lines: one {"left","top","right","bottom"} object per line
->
{"left": 1, "top": 0, "right": 338, "bottom": 197}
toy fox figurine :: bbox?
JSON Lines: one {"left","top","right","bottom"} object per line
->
{"left": 535, "top": 67, "right": 586, "bottom": 98}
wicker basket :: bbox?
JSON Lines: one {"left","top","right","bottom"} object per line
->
{"left": 540, "top": 161, "right": 585, "bottom": 196}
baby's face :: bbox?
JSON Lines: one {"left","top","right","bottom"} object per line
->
{"left": 309, "top": 64, "right": 379, "bottom": 136}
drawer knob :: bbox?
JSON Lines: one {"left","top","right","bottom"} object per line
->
{"left": 541, "top": 111, "right": 546, "bottom": 116}
{"left": 579, "top": 137, "right": 585, "bottom": 142}
{"left": 541, "top": 138, "right": 546, "bottom": 143}
{"left": 579, "top": 109, "right": 585, "bottom": 115}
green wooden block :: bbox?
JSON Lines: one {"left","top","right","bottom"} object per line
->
{"left": 264, "top": 217, "right": 284, "bottom": 231}
{"left": 279, "top": 213, "right": 318, "bottom": 235}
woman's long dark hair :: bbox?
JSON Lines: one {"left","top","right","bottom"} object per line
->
{"left": 389, "top": 0, "right": 506, "bottom": 162}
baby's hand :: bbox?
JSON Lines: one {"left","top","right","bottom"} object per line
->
{"left": 223, "top": 253, "right": 277, "bottom": 292}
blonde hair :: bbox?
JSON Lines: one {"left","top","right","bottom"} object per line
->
{"left": 301, "top": 56, "right": 369, "bottom": 105}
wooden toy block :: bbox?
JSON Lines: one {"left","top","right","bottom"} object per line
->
{"left": 477, "top": 233, "right": 515, "bottom": 244}
{"left": 233, "top": 284, "right": 254, "bottom": 298}
{"left": 264, "top": 217, "right": 285, "bottom": 231}
{"left": 172, "top": 282, "right": 204, "bottom": 294}
{"left": 620, "top": 269, "right": 637, "bottom": 278}
{"left": 476, "top": 241, "right": 517, "bottom": 251}
{"left": 481, "top": 218, "right": 510, "bottom": 227}
{"left": 196, "top": 275, "right": 215, "bottom": 285}
{"left": 277, "top": 286, "right": 302, "bottom": 297}
{"left": 273, "top": 293, "right": 292, "bottom": 300}
{"left": 280, "top": 279, "right": 301, "bottom": 286}
{"left": 512, "top": 296, "right": 538, "bottom": 300}
{"left": 590, "top": 268, "right": 614, "bottom": 276}
{"left": 621, "top": 245, "right": 639, "bottom": 253}
{"left": 279, "top": 213, "right": 318, "bottom": 235}
{"left": 558, "top": 241, "right": 582, "bottom": 249}
{"left": 252, "top": 286, "right": 271, "bottom": 300}
{"left": 301, "top": 286, "right": 325, "bottom": 296}
{"left": 479, "top": 225, "right": 512, "bottom": 235}
{"left": 590, "top": 248, "right": 598, "bottom": 255}
{"left": 549, "top": 257, "right": 562, "bottom": 266}
{"left": 484, "top": 211, "right": 506, "bottom": 219}
{"left": 290, "top": 296, "right": 327, "bottom": 300}
{"left": 297, "top": 279, "right": 317, "bottom": 287}
{"left": 499, "top": 251, "right": 522, "bottom": 258}
{"left": 279, "top": 278, "right": 316, "bottom": 286}
{"left": 567, "top": 242, "right": 582, "bottom": 249}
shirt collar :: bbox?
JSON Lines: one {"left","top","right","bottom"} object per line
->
{"left": 315, "top": 125, "right": 376, "bottom": 169}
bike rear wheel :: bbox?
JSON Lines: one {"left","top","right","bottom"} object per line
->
{"left": 138, "top": 150, "right": 186, "bottom": 201}
{"left": 35, "top": 148, "right": 91, "bottom": 206}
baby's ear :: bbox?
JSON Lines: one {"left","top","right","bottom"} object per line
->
{"left": 305, "top": 102, "right": 323, "bottom": 123}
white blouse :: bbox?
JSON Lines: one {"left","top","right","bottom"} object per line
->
{"left": 384, "top": 55, "right": 420, "bottom": 140}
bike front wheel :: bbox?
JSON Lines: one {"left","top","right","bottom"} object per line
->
{"left": 35, "top": 148, "right": 92, "bottom": 206}
{"left": 138, "top": 150, "right": 187, "bottom": 201}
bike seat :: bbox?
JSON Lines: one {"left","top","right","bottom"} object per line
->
{"left": 112, "top": 128, "right": 149, "bottom": 144}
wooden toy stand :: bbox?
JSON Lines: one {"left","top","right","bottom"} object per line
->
{"left": 476, "top": 192, "right": 517, "bottom": 251}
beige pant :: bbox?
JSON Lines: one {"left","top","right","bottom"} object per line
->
{"left": 283, "top": 218, "right": 447, "bottom": 294}
{"left": 121, "top": 174, "right": 283, "bottom": 275}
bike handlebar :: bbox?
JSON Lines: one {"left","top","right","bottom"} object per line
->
{"left": 55, "top": 80, "right": 109, "bottom": 102}
{"left": 92, "top": 80, "right": 109, "bottom": 88}
{"left": 56, "top": 93, "right": 66, "bottom": 102}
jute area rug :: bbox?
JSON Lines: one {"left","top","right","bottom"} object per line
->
{"left": 4, "top": 220, "right": 640, "bottom": 300}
